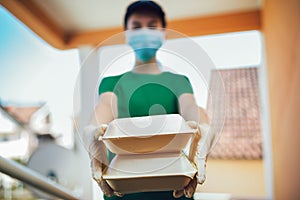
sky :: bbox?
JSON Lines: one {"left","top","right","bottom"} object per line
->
{"left": 0, "top": 6, "right": 80, "bottom": 148}
{"left": 0, "top": 5, "right": 262, "bottom": 155}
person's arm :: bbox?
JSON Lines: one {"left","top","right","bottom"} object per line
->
{"left": 83, "top": 92, "right": 121, "bottom": 197}
{"left": 82, "top": 92, "right": 118, "bottom": 150}
{"left": 178, "top": 93, "right": 209, "bottom": 124}
{"left": 175, "top": 93, "right": 211, "bottom": 198}
{"left": 91, "top": 92, "right": 118, "bottom": 125}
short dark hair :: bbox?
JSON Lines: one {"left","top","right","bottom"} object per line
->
{"left": 124, "top": 1, "right": 166, "bottom": 29}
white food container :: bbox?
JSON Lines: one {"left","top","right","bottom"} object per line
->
{"left": 101, "top": 114, "right": 196, "bottom": 154}
{"left": 103, "top": 153, "right": 197, "bottom": 194}
{"left": 101, "top": 114, "right": 198, "bottom": 194}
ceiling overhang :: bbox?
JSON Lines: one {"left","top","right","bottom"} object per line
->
{"left": 1, "top": 0, "right": 261, "bottom": 50}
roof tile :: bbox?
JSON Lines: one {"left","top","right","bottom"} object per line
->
{"left": 207, "top": 67, "right": 262, "bottom": 160}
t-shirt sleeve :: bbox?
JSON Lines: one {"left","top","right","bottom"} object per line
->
{"left": 175, "top": 75, "right": 194, "bottom": 96}
{"left": 98, "top": 75, "right": 121, "bottom": 95}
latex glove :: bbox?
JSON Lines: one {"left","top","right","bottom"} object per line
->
{"left": 173, "top": 175, "right": 198, "bottom": 199}
{"left": 189, "top": 121, "right": 213, "bottom": 185}
{"left": 173, "top": 121, "right": 214, "bottom": 198}
{"left": 84, "top": 125, "right": 123, "bottom": 197}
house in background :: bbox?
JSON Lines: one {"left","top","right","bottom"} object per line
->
{"left": 0, "top": 102, "right": 87, "bottom": 199}
{"left": 202, "top": 67, "right": 266, "bottom": 197}
{"left": 0, "top": 102, "right": 52, "bottom": 159}
{"left": 0, "top": 102, "right": 51, "bottom": 199}
{"left": 209, "top": 68, "right": 262, "bottom": 160}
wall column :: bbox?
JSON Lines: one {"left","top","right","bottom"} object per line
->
{"left": 78, "top": 46, "right": 103, "bottom": 200}
{"left": 262, "top": 0, "right": 300, "bottom": 199}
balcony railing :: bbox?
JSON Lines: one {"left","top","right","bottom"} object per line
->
{"left": 0, "top": 156, "right": 79, "bottom": 200}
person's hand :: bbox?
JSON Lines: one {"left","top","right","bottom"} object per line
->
{"left": 173, "top": 174, "right": 198, "bottom": 199}
{"left": 90, "top": 155, "right": 115, "bottom": 197}
{"left": 84, "top": 124, "right": 123, "bottom": 197}
{"left": 173, "top": 121, "right": 214, "bottom": 198}
{"left": 189, "top": 121, "right": 212, "bottom": 184}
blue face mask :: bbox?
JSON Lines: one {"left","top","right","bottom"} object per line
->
{"left": 126, "top": 29, "right": 165, "bottom": 62}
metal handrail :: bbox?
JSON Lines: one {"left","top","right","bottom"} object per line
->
{"left": 0, "top": 156, "right": 79, "bottom": 200}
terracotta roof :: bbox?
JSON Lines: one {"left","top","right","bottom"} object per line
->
{"left": 1, "top": 106, "right": 41, "bottom": 125}
{"left": 207, "top": 67, "right": 262, "bottom": 159}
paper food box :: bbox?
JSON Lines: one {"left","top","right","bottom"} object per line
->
{"left": 102, "top": 153, "right": 196, "bottom": 194}
{"left": 101, "top": 114, "right": 197, "bottom": 194}
{"left": 102, "top": 114, "right": 196, "bottom": 154}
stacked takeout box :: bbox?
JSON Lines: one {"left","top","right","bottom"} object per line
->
{"left": 101, "top": 114, "right": 197, "bottom": 194}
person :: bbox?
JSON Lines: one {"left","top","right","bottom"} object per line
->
{"left": 83, "top": 1, "right": 212, "bottom": 199}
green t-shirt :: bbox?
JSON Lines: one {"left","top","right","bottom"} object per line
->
{"left": 98, "top": 71, "right": 194, "bottom": 200}
{"left": 99, "top": 71, "right": 193, "bottom": 118}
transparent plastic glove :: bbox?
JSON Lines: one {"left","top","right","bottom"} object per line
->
{"left": 195, "top": 123, "right": 214, "bottom": 184}
{"left": 84, "top": 125, "right": 123, "bottom": 197}
{"left": 173, "top": 175, "right": 198, "bottom": 199}
{"left": 187, "top": 121, "right": 213, "bottom": 183}
{"left": 173, "top": 121, "right": 213, "bottom": 198}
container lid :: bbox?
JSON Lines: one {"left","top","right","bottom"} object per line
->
{"left": 101, "top": 114, "right": 196, "bottom": 154}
